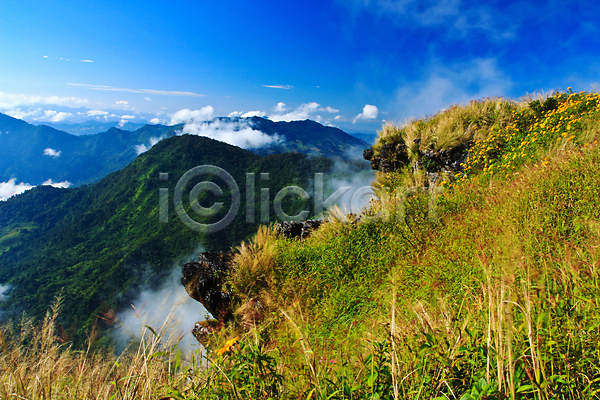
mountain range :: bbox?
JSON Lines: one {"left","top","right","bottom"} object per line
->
{"left": 0, "top": 113, "right": 367, "bottom": 188}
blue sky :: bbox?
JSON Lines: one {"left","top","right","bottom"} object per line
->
{"left": 0, "top": 0, "right": 599, "bottom": 133}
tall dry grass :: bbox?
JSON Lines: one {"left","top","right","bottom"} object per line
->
{"left": 0, "top": 297, "right": 203, "bottom": 399}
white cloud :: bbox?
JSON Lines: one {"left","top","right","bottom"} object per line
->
{"left": 67, "top": 83, "right": 205, "bottom": 97}
{"left": 134, "top": 137, "right": 163, "bottom": 155}
{"left": 49, "top": 111, "right": 72, "bottom": 122}
{"left": 6, "top": 108, "right": 41, "bottom": 120}
{"left": 117, "top": 115, "right": 137, "bottom": 127}
{"left": 269, "top": 102, "right": 321, "bottom": 122}
{"left": 390, "top": 58, "right": 512, "bottom": 120}
{"left": 6, "top": 108, "right": 72, "bottom": 122}
{"left": 240, "top": 111, "right": 265, "bottom": 118}
{"left": 44, "top": 148, "right": 61, "bottom": 157}
{"left": 0, "top": 178, "right": 34, "bottom": 201}
{"left": 42, "top": 179, "right": 71, "bottom": 188}
{"left": 80, "top": 59, "right": 93, "bottom": 63}
{"left": 323, "top": 106, "right": 340, "bottom": 113}
{"left": 273, "top": 102, "right": 287, "bottom": 112}
{"left": 86, "top": 109, "right": 109, "bottom": 117}
{"left": 116, "top": 100, "right": 129, "bottom": 106}
{"left": 149, "top": 118, "right": 161, "bottom": 124}
{"left": 352, "top": 104, "right": 379, "bottom": 123}
{"left": 263, "top": 84, "right": 293, "bottom": 89}
{"left": 0, "top": 92, "right": 88, "bottom": 109}
{"left": 181, "top": 119, "right": 283, "bottom": 149}
{"left": 170, "top": 106, "right": 214, "bottom": 125}
{"left": 228, "top": 111, "right": 244, "bottom": 118}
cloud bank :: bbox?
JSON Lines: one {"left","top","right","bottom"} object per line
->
{"left": 42, "top": 179, "right": 72, "bottom": 189}
{"left": 0, "top": 178, "right": 71, "bottom": 201}
{"left": 0, "top": 179, "right": 34, "bottom": 201}
{"left": 180, "top": 118, "right": 282, "bottom": 149}
{"left": 166, "top": 106, "right": 282, "bottom": 149}
{"left": 0, "top": 92, "right": 89, "bottom": 109}
{"left": 170, "top": 106, "right": 214, "bottom": 125}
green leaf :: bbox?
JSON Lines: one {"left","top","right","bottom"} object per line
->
{"left": 367, "top": 372, "right": 378, "bottom": 386}
{"left": 305, "top": 389, "right": 315, "bottom": 400}
{"left": 516, "top": 384, "right": 535, "bottom": 393}
{"left": 148, "top": 351, "right": 167, "bottom": 360}
{"left": 144, "top": 325, "right": 158, "bottom": 338}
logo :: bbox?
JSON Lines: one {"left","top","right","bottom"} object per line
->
{"left": 159, "top": 166, "right": 442, "bottom": 233}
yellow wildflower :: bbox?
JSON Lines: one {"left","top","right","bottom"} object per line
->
{"left": 215, "top": 336, "right": 240, "bottom": 356}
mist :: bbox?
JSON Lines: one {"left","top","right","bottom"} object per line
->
{"left": 0, "top": 284, "right": 9, "bottom": 320}
{"left": 0, "top": 284, "right": 9, "bottom": 301}
{"left": 326, "top": 158, "right": 377, "bottom": 215}
{"left": 112, "top": 267, "right": 207, "bottom": 355}
{"left": 134, "top": 136, "right": 162, "bottom": 155}
{"left": 0, "top": 178, "right": 72, "bottom": 201}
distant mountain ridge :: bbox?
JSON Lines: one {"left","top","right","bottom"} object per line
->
{"left": 0, "top": 113, "right": 367, "bottom": 188}
{"left": 42, "top": 120, "right": 147, "bottom": 135}
{"left": 0, "top": 113, "right": 180, "bottom": 186}
{"left": 242, "top": 116, "right": 368, "bottom": 157}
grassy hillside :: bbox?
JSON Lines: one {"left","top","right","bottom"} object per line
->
{"left": 1, "top": 90, "right": 600, "bottom": 399}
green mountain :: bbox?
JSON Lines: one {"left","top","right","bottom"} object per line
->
{"left": 0, "top": 134, "right": 340, "bottom": 342}
{"left": 0, "top": 113, "right": 367, "bottom": 188}
{"left": 0, "top": 113, "right": 180, "bottom": 186}
{"left": 245, "top": 117, "right": 368, "bottom": 157}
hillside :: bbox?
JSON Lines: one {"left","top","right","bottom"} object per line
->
{"left": 245, "top": 117, "right": 368, "bottom": 157}
{"left": 1, "top": 90, "right": 599, "bottom": 399}
{"left": 0, "top": 134, "right": 343, "bottom": 343}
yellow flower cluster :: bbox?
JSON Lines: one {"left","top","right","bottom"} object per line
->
{"left": 215, "top": 336, "right": 239, "bottom": 356}
{"left": 449, "top": 90, "right": 600, "bottom": 187}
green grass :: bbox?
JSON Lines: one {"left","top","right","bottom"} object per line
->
{"left": 2, "top": 90, "right": 600, "bottom": 399}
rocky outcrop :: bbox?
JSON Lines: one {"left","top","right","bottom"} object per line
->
{"left": 191, "top": 320, "right": 222, "bottom": 347}
{"left": 364, "top": 139, "right": 472, "bottom": 174}
{"left": 181, "top": 251, "right": 234, "bottom": 322}
{"left": 276, "top": 220, "right": 322, "bottom": 240}
{"left": 363, "top": 142, "right": 410, "bottom": 173}
{"left": 420, "top": 141, "right": 472, "bottom": 172}
{"left": 182, "top": 220, "right": 324, "bottom": 344}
